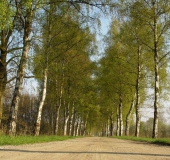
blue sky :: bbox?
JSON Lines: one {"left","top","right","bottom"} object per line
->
{"left": 90, "top": 16, "right": 112, "bottom": 62}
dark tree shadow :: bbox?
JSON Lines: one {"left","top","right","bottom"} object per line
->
{"left": 0, "top": 149, "right": 170, "bottom": 157}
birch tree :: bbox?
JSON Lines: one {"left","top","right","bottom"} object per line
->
{"left": 98, "top": 14, "right": 152, "bottom": 137}
{"left": 126, "top": 0, "right": 170, "bottom": 138}
{"left": 6, "top": 0, "right": 35, "bottom": 136}
{"left": 34, "top": 0, "right": 55, "bottom": 136}
{"left": 6, "top": 0, "right": 47, "bottom": 136}
{"left": 98, "top": 20, "right": 136, "bottom": 136}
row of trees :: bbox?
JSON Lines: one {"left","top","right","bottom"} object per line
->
{"left": 0, "top": 0, "right": 170, "bottom": 138}
{"left": 97, "top": 0, "right": 170, "bottom": 139}
{"left": 0, "top": 0, "right": 113, "bottom": 136}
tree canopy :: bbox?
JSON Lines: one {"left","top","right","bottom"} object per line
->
{"left": 0, "top": 0, "right": 170, "bottom": 138}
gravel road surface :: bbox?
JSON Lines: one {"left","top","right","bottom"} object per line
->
{"left": 0, "top": 137, "right": 170, "bottom": 160}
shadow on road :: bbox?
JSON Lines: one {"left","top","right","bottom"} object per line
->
{"left": 0, "top": 149, "right": 170, "bottom": 157}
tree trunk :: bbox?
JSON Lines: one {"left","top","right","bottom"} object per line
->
{"left": 6, "top": 13, "right": 32, "bottom": 135}
{"left": 54, "top": 77, "right": 63, "bottom": 135}
{"left": 102, "top": 123, "right": 104, "bottom": 136}
{"left": 69, "top": 105, "right": 75, "bottom": 136}
{"left": 73, "top": 120, "right": 78, "bottom": 136}
{"left": 116, "top": 105, "right": 120, "bottom": 136}
{"left": 35, "top": 1, "right": 54, "bottom": 136}
{"left": 152, "top": 2, "right": 159, "bottom": 139}
{"left": 34, "top": 68, "right": 48, "bottom": 136}
{"left": 63, "top": 78, "right": 71, "bottom": 136}
{"left": 63, "top": 105, "right": 69, "bottom": 136}
{"left": 83, "top": 113, "right": 89, "bottom": 136}
{"left": 119, "top": 94, "right": 123, "bottom": 136}
{"left": 110, "top": 115, "right": 114, "bottom": 136}
{"left": 125, "top": 93, "right": 136, "bottom": 136}
{"left": 73, "top": 112, "right": 77, "bottom": 136}
{"left": 76, "top": 117, "right": 81, "bottom": 136}
{"left": 0, "top": 41, "right": 7, "bottom": 129}
{"left": 55, "top": 106, "right": 60, "bottom": 135}
{"left": 79, "top": 119, "right": 83, "bottom": 136}
{"left": 135, "top": 45, "right": 141, "bottom": 137}
{"left": 105, "top": 123, "right": 108, "bottom": 136}
{"left": 0, "top": 25, "right": 13, "bottom": 130}
{"left": 0, "top": 92, "right": 3, "bottom": 129}
{"left": 54, "top": 63, "right": 64, "bottom": 135}
{"left": 107, "top": 118, "right": 110, "bottom": 136}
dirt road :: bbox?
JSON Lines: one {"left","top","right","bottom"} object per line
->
{"left": 0, "top": 137, "right": 170, "bottom": 160}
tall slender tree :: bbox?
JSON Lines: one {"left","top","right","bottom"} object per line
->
{"left": 0, "top": 1, "right": 19, "bottom": 129}
{"left": 6, "top": 0, "right": 35, "bottom": 136}
{"left": 125, "top": 0, "right": 170, "bottom": 138}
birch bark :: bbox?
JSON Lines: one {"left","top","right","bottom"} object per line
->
{"left": 76, "top": 117, "right": 81, "bottom": 136}
{"left": 63, "top": 79, "right": 71, "bottom": 136}
{"left": 74, "top": 121, "right": 78, "bottom": 136}
{"left": 116, "top": 105, "right": 120, "bottom": 136}
{"left": 83, "top": 113, "right": 88, "bottom": 136}
{"left": 135, "top": 46, "right": 141, "bottom": 137}
{"left": 152, "top": 1, "right": 159, "bottom": 138}
{"left": 55, "top": 63, "right": 64, "bottom": 135}
{"left": 34, "top": 68, "right": 48, "bottom": 136}
{"left": 73, "top": 112, "right": 77, "bottom": 136}
{"left": 69, "top": 105, "right": 75, "bottom": 136}
{"left": 119, "top": 94, "right": 123, "bottom": 136}
{"left": 125, "top": 93, "right": 135, "bottom": 136}
{"left": 34, "top": 0, "right": 55, "bottom": 136}
{"left": 64, "top": 106, "right": 69, "bottom": 136}
{"left": 6, "top": 8, "right": 32, "bottom": 135}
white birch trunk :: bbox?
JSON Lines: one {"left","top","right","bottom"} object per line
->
{"left": 73, "top": 112, "right": 77, "bottom": 136}
{"left": 69, "top": 105, "right": 75, "bottom": 136}
{"left": 119, "top": 94, "right": 123, "bottom": 136}
{"left": 125, "top": 93, "right": 136, "bottom": 136}
{"left": 73, "top": 120, "right": 77, "bottom": 136}
{"left": 116, "top": 106, "right": 120, "bottom": 136}
{"left": 63, "top": 79, "right": 71, "bottom": 136}
{"left": 79, "top": 119, "right": 83, "bottom": 136}
{"left": 6, "top": 11, "right": 32, "bottom": 135}
{"left": 34, "top": 68, "right": 48, "bottom": 136}
{"left": 55, "top": 63, "right": 64, "bottom": 135}
{"left": 152, "top": 2, "right": 159, "bottom": 138}
{"left": 76, "top": 117, "right": 81, "bottom": 136}
{"left": 63, "top": 108, "right": 69, "bottom": 136}
{"left": 135, "top": 46, "right": 141, "bottom": 137}
{"left": 83, "top": 113, "right": 88, "bottom": 136}
{"left": 34, "top": 0, "right": 54, "bottom": 136}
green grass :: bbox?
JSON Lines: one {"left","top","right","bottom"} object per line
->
{"left": 0, "top": 135, "right": 80, "bottom": 146}
{"left": 113, "top": 136, "right": 170, "bottom": 146}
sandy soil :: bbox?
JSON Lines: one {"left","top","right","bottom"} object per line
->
{"left": 0, "top": 137, "right": 170, "bottom": 160}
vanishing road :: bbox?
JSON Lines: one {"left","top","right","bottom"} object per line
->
{"left": 0, "top": 137, "right": 170, "bottom": 160}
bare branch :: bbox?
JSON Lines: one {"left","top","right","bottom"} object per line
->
{"left": 7, "top": 47, "right": 23, "bottom": 53}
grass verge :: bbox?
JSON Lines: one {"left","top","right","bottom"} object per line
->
{"left": 114, "top": 136, "right": 170, "bottom": 146}
{"left": 0, "top": 135, "right": 80, "bottom": 146}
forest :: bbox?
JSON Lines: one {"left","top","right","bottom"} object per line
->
{"left": 0, "top": 0, "right": 170, "bottom": 139}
